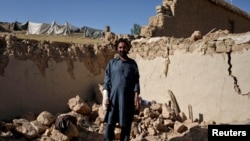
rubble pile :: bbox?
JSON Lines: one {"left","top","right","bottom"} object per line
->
{"left": 0, "top": 85, "right": 210, "bottom": 141}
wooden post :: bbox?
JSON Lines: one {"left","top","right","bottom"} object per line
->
{"left": 188, "top": 104, "right": 193, "bottom": 122}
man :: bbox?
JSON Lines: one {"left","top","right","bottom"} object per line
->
{"left": 102, "top": 38, "right": 140, "bottom": 141}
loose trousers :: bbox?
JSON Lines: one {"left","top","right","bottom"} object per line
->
{"left": 104, "top": 123, "right": 132, "bottom": 141}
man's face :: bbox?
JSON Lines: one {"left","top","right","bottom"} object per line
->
{"left": 117, "top": 42, "right": 129, "bottom": 57}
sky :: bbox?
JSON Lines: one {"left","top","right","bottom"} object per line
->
{"left": 0, "top": 0, "right": 249, "bottom": 35}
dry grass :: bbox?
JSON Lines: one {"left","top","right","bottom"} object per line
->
{"left": 12, "top": 32, "right": 103, "bottom": 45}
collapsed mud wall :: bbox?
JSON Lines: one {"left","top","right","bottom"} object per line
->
{"left": 130, "top": 32, "right": 250, "bottom": 124}
{"left": 0, "top": 32, "right": 250, "bottom": 124}
{"left": 0, "top": 34, "right": 116, "bottom": 120}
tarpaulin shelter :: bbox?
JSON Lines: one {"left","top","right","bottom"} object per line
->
{"left": 13, "top": 21, "right": 29, "bottom": 31}
{"left": 68, "top": 23, "right": 80, "bottom": 32}
{"left": 26, "top": 21, "right": 73, "bottom": 35}
{"left": 80, "top": 26, "right": 104, "bottom": 38}
{"left": 9, "top": 20, "right": 104, "bottom": 37}
{"left": 26, "top": 22, "right": 51, "bottom": 35}
{"left": 46, "top": 21, "right": 70, "bottom": 35}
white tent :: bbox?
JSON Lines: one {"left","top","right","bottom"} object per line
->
{"left": 47, "top": 21, "right": 70, "bottom": 35}
{"left": 26, "top": 22, "right": 50, "bottom": 35}
{"left": 80, "top": 26, "right": 104, "bottom": 38}
{"left": 67, "top": 22, "right": 80, "bottom": 32}
{"left": 26, "top": 21, "right": 71, "bottom": 35}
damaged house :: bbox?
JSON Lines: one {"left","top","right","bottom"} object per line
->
{"left": 141, "top": 0, "right": 250, "bottom": 38}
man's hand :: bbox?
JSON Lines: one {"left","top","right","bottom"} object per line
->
{"left": 134, "top": 92, "right": 140, "bottom": 110}
{"left": 102, "top": 89, "right": 109, "bottom": 111}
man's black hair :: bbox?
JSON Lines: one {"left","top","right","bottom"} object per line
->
{"left": 114, "top": 38, "right": 131, "bottom": 51}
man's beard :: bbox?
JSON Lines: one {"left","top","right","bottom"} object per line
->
{"left": 119, "top": 51, "right": 128, "bottom": 58}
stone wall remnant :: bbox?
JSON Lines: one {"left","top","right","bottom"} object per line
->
{"left": 141, "top": 0, "right": 250, "bottom": 38}
{"left": 0, "top": 30, "right": 250, "bottom": 124}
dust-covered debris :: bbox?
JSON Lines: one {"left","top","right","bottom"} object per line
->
{"left": 0, "top": 84, "right": 212, "bottom": 141}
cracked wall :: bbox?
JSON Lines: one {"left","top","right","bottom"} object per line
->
{"left": 130, "top": 33, "right": 250, "bottom": 123}
{"left": 0, "top": 32, "right": 250, "bottom": 123}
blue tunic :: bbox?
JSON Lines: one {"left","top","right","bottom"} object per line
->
{"left": 103, "top": 57, "right": 140, "bottom": 126}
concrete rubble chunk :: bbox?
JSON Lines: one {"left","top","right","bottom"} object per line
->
{"left": 67, "top": 95, "right": 91, "bottom": 115}
{"left": 37, "top": 111, "right": 56, "bottom": 126}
